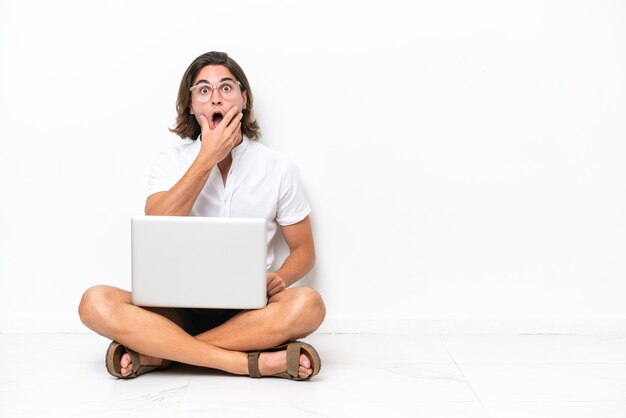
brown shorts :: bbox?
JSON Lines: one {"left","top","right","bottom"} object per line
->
{"left": 175, "top": 308, "right": 241, "bottom": 336}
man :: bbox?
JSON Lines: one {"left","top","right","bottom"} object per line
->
{"left": 78, "top": 51, "right": 325, "bottom": 381}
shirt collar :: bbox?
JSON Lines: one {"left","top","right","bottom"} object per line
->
{"left": 231, "top": 135, "right": 250, "bottom": 159}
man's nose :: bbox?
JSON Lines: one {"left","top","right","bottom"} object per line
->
{"left": 210, "top": 89, "right": 222, "bottom": 105}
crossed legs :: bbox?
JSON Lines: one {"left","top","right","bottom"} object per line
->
{"left": 78, "top": 285, "right": 326, "bottom": 377}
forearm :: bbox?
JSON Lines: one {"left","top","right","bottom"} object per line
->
{"left": 274, "top": 244, "right": 315, "bottom": 288}
{"left": 145, "top": 155, "right": 216, "bottom": 216}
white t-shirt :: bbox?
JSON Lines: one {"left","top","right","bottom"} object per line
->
{"left": 147, "top": 136, "right": 311, "bottom": 269}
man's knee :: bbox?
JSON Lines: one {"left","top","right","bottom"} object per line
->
{"left": 285, "top": 287, "right": 326, "bottom": 334}
{"left": 78, "top": 285, "right": 123, "bottom": 331}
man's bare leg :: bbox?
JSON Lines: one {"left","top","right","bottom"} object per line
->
{"left": 78, "top": 285, "right": 326, "bottom": 378}
{"left": 117, "top": 287, "right": 326, "bottom": 377}
{"left": 196, "top": 286, "right": 327, "bottom": 350}
{"left": 183, "top": 286, "right": 325, "bottom": 378}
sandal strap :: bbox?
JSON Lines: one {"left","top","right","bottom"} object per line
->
{"left": 286, "top": 343, "right": 301, "bottom": 378}
{"left": 126, "top": 347, "right": 170, "bottom": 377}
{"left": 247, "top": 352, "right": 262, "bottom": 378}
{"left": 132, "top": 364, "right": 161, "bottom": 376}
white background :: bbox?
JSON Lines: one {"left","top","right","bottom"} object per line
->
{"left": 1, "top": 0, "right": 625, "bottom": 333}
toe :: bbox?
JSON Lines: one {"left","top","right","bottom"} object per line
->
{"left": 120, "top": 353, "right": 132, "bottom": 377}
{"left": 300, "top": 354, "right": 311, "bottom": 369}
{"left": 298, "top": 354, "right": 313, "bottom": 379}
{"left": 120, "top": 353, "right": 131, "bottom": 368}
{"left": 298, "top": 366, "right": 312, "bottom": 378}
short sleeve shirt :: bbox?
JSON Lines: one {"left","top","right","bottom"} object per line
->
{"left": 147, "top": 136, "right": 311, "bottom": 269}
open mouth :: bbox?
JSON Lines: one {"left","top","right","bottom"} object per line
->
{"left": 212, "top": 112, "right": 224, "bottom": 128}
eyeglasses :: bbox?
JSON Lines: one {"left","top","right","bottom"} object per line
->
{"left": 189, "top": 80, "right": 243, "bottom": 102}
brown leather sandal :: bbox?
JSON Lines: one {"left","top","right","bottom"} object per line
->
{"left": 105, "top": 341, "right": 172, "bottom": 379}
{"left": 247, "top": 341, "right": 321, "bottom": 381}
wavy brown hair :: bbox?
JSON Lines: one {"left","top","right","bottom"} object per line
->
{"left": 170, "top": 51, "right": 260, "bottom": 140}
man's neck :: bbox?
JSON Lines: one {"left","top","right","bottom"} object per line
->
{"left": 218, "top": 154, "right": 232, "bottom": 173}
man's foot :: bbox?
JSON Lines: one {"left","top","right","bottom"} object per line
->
{"left": 119, "top": 348, "right": 313, "bottom": 379}
{"left": 105, "top": 341, "right": 172, "bottom": 379}
{"left": 119, "top": 352, "right": 164, "bottom": 378}
{"left": 258, "top": 350, "right": 313, "bottom": 379}
{"left": 247, "top": 341, "right": 321, "bottom": 380}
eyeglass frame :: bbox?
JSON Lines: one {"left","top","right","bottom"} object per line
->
{"left": 189, "top": 79, "right": 244, "bottom": 102}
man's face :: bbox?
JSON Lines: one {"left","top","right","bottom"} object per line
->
{"left": 189, "top": 65, "right": 248, "bottom": 130}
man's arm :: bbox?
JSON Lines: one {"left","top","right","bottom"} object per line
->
{"left": 145, "top": 108, "right": 243, "bottom": 216}
{"left": 267, "top": 216, "right": 316, "bottom": 297}
{"left": 145, "top": 156, "right": 213, "bottom": 216}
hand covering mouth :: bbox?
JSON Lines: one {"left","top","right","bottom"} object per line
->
{"left": 211, "top": 111, "right": 224, "bottom": 128}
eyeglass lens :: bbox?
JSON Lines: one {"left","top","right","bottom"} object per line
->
{"left": 192, "top": 81, "right": 239, "bottom": 102}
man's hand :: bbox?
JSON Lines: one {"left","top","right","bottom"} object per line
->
{"left": 197, "top": 106, "right": 244, "bottom": 165}
{"left": 266, "top": 272, "right": 287, "bottom": 297}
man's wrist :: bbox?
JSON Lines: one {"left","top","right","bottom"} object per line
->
{"left": 193, "top": 153, "right": 217, "bottom": 175}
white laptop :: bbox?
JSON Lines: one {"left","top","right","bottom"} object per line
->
{"left": 131, "top": 216, "right": 267, "bottom": 309}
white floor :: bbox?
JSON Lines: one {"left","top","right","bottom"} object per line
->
{"left": 2, "top": 333, "right": 626, "bottom": 418}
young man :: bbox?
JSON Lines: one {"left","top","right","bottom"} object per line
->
{"left": 78, "top": 51, "right": 325, "bottom": 381}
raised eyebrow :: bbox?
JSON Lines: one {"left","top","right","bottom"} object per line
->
{"left": 193, "top": 77, "right": 235, "bottom": 86}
